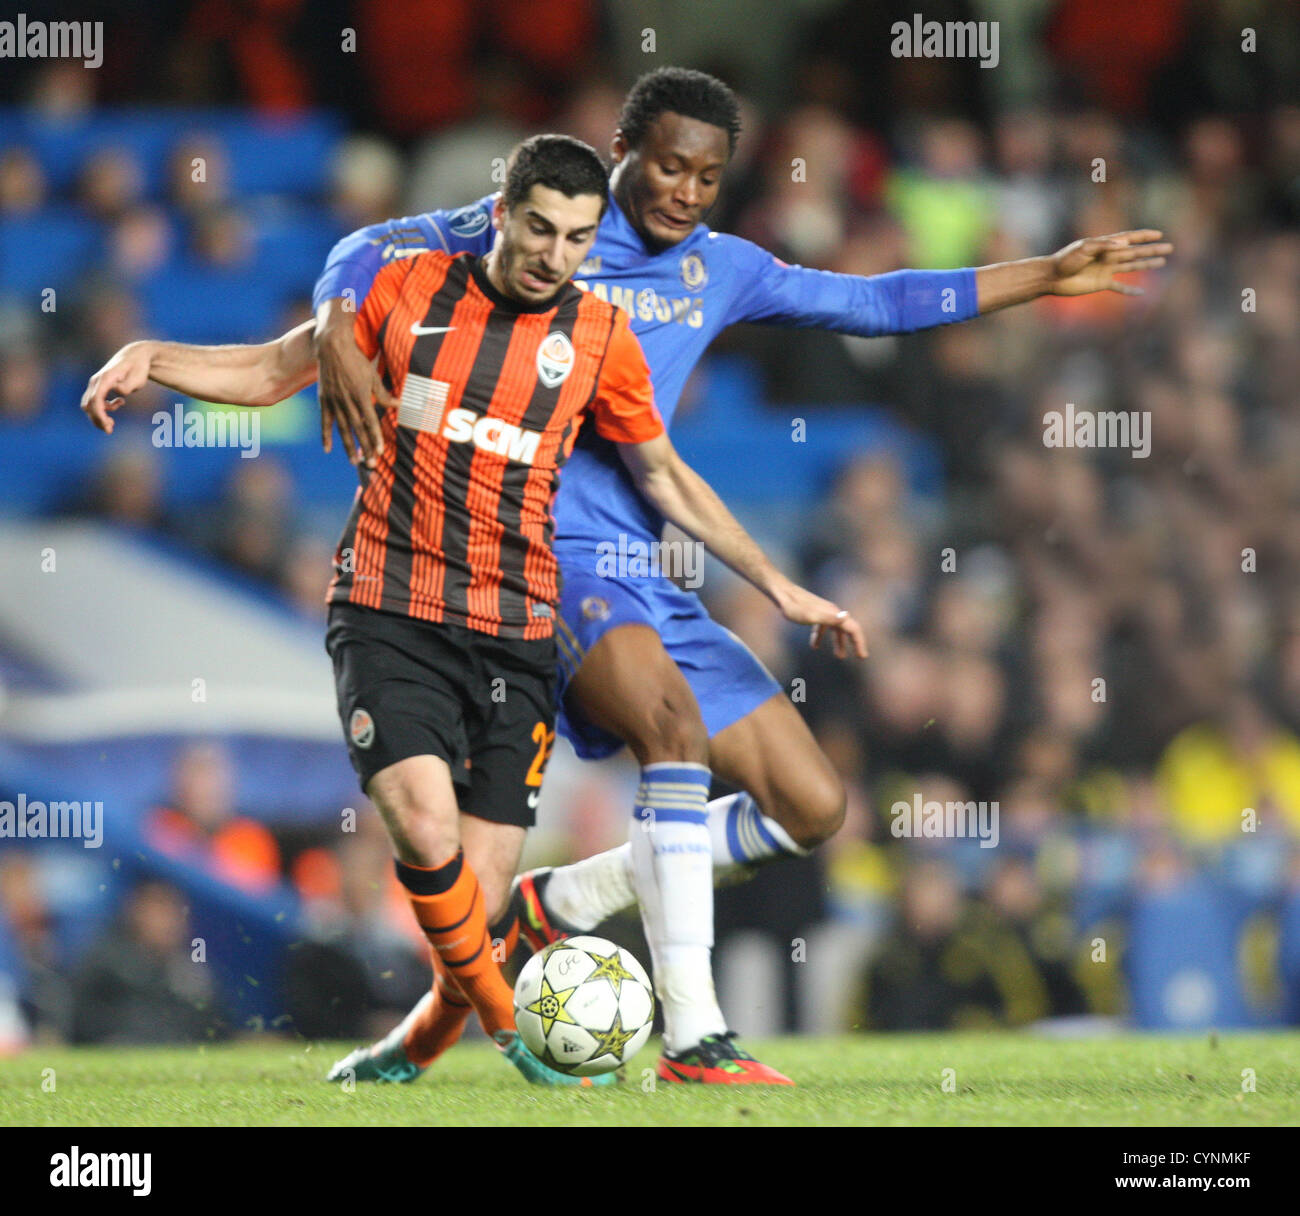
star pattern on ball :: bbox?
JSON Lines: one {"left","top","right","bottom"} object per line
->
{"left": 590, "top": 1010, "right": 638, "bottom": 1061}
{"left": 584, "top": 948, "right": 637, "bottom": 997}
{"left": 524, "top": 976, "right": 579, "bottom": 1037}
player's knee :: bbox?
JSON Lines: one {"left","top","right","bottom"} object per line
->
{"left": 367, "top": 765, "right": 458, "bottom": 868}
{"left": 782, "top": 768, "right": 846, "bottom": 849}
{"left": 479, "top": 878, "right": 512, "bottom": 927}
{"left": 624, "top": 692, "right": 709, "bottom": 767}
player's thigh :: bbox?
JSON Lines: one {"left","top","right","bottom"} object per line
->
{"left": 458, "top": 813, "right": 526, "bottom": 926}
{"left": 708, "top": 692, "right": 846, "bottom": 848}
{"left": 567, "top": 623, "right": 709, "bottom": 765}
{"left": 328, "top": 604, "right": 474, "bottom": 863}
{"left": 459, "top": 631, "right": 554, "bottom": 921}
{"left": 365, "top": 754, "right": 463, "bottom": 867}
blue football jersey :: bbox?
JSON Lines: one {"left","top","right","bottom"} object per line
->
{"left": 313, "top": 194, "right": 978, "bottom": 548}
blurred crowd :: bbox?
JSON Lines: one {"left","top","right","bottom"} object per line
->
{"left": 3, "top": 0, "right": 1300, "bottom": 1043}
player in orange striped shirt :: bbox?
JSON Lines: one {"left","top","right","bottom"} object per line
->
{"left": 81, "top": 135, "right": 864, "bottom": 1086}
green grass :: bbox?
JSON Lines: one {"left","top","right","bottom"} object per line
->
{"left": 2, "top": 1033, "right": 1298, "bottom": 1127}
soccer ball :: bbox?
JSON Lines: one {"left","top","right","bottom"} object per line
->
{"left": 513, "top": 936, "right": 655, "bottom": 1076}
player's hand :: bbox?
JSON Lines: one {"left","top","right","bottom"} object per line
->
{"left": 80, "top": 340, "right": 154, "bottom": 434}
{"left": 316, "top": 321, "right": 396, "bottom": 468}
{"left": 1048, "top": 230, "right": 1173, "bottom": 297}
{"left": 774, "top": 583, "right": 867, "bottom": 659}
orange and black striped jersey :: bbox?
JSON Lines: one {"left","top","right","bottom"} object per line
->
{"left": 328, "top": 250, "right": 665, "bottom": 639}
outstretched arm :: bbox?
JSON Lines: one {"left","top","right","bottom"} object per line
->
{"left": 728, "top": 229, "right": 1171, "bottom": 336}
{"left": 80, "top": 322, "right": 318, "bottom": 433}
{"left": 619, "top": 433, "right": 867, "bottom": 659}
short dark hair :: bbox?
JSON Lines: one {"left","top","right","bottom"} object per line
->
{"left": 503, "top": 134, "right": 609, "bottom": 216}
{"left": 618, "top": 67, "right": 741, "bottom": 156}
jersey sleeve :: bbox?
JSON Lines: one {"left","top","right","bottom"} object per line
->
{"left": 720, "top": 234, "right": 979, "bottom": 335}
{"left": 312, "top": 196, "right": 498, "bottom": 312}
{"left": 352, "top": 258, "right": 416, "bottom": 360}
{"left": 589, "top": 310, "right": 666, "bottom": 445}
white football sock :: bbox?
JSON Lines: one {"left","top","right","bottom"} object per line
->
{"left": 544, "top": 792, "right": 807, "bottom": 931}
{"left": 628, "top": 762, "right": 723, "bottom": 1053}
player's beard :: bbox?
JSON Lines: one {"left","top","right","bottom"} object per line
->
{"left": 498, "top": 237, "right": 562, "bottom": 303}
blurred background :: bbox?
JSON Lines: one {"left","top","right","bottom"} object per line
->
{"left": 2, "top": 0, "right": 1300, "bottom": 1053}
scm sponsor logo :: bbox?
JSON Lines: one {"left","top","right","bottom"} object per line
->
{"left": 441, "top": 409, "right": 542, "bottom": 465}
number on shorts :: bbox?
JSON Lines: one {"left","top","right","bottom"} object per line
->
{"left": 525, "top": 721, "right": 556, "bottom": 787}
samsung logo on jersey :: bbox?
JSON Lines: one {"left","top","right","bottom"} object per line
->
{"left": 448, "top": 206, "right": 491, "bottom": 238}
{"left": 573, "top": 280, "right": 703, "bottom": 328}
{"left": 442, "top": 409, "right": 542, "bottom": 464}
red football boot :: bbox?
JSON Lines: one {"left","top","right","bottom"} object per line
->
{"left": 511, "top": 867, "right": 578, "bottom": 953}
{"left": 657, "top": 1032, "right": 795, "bottom": 1085}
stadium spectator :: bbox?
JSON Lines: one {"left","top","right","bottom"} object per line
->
{"left": 166, "top": 136, "right": 232, "bottom": 219}
{"left": 329, "top": 136, "right": 404, "bottom": 229}
{"left": 0, "top": 348, "right": 49, "bottom": 424}
{"left": 77, "top": 445, "right": 167, "bottom": 529}
{"left": 76, "top": 147, "right": 146, "bottom": 222}
{"left": 146, "top": 742, "right": 283, "bottom": 894}
{"left": 0, "top": 854, "right": 69, "bottom": 1042}
{"left": 0, "top": 146, "right": 46, "bottom": 215}
{"left": 107, "top": 204, "right": 176, "bottom": 280}
{"left": 200, "top": 458, "right": 297, "bottom": 584}
{"left": 285, "top": 816, "right": 431, "bottom": 1040}
{"left": 1157, "top": 694, "right": 1300, "bottom": 847}
{"left": 70, "top": 879, "right": 230, "bottom": 1045}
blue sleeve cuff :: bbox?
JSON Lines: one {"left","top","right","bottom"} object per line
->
{"left": 893, "top": 267, "right": 979, "bottom": 329}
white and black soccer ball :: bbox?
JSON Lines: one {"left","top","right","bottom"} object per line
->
{"left": 513, "top": 935, "right": 655, "bottom": 1076}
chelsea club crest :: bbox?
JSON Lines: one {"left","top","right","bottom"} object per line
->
{"left": 679, "top": 251, "right": 707, "bottom": 290}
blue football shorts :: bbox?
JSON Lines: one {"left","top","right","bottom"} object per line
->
{"left": 552, "top": 554, "right": 782, "bottom": 760}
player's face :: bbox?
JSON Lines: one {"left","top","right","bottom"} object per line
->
{"left": 491, "top": 186, "right": 603, "bottom": 305}
{"left": 611, "top": 112, "right": 729, "bottom": 251}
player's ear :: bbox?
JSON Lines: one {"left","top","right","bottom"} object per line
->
{"left": 491, "top": 195, "right": 506, "bottom": 231}
{"left": 610, "top": 131, "right": 628, "bottom": 165}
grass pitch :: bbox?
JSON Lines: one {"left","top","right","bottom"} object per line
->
{"left": 2, "top": 1032, "right": 1298, "bottom": 1127}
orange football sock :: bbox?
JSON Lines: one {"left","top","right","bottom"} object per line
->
{"left": 396, "top": 852, "right": 516, "bottom": 1038}
{"left": 403, "top": 956, "right": 471, "bottom": 1067}
{"left": 403, "top": 910, "right": 519, "bottom": 1066}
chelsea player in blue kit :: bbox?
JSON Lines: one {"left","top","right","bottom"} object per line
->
{"left": 83, "top": 69, "right": 1169, "bottom": 1085}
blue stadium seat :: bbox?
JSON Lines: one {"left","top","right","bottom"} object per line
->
{"left": 0, "top": 108, "right": 343, "bottom": 199}
{"left": 141, "top": 264, "right": 287, "bottom": 344}
{"left": 0, "top": 209, "right": 103, "bottom": 294}
{"left": 248, "top": 203, "right": 341, "bottom": 293}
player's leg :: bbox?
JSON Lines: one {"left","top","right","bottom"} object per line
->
{"left": 398, "top": 813, "right": 523, "bottom": 1067}
{"left": 705, "top": 689, "right": 846, "bottom": 850}
{"left": 365, "top": 754, "right": 517, "bottom": 1041}
{"left": 389, "top": 627, "right": 615, "bottom": 1087}
{"left": 324, "top": 607, "right": 515, "bottom": 1038}
{"left": 326, "top": 754, "right": 517, "bottom": 1084}
{"left": 562, "top": 622, "right": 724, "bottom": 1056}
{"left": 519, "top": 582, "right": 807, "bottom": 1081}
{"left": 533, "top": 604, "right": 820, "bottom": 939}
{"left": 323, "top": 606, "right": 603, "bottom": 1086}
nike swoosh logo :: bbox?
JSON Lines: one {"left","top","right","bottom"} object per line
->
{"left": 527, "top": 791, "right": 541, "bottom": 808}
{"left": 410, "top": 324, "right": 456, "bottom": 336}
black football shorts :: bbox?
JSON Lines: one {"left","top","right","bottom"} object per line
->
{"left": 325, "top": 603, "right": 558, "bottom": 828}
